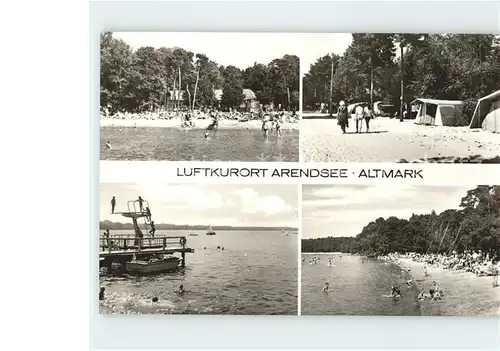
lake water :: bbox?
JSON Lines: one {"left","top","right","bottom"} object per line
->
{"left": 301, "top": 253, "right": 499, "bottom": 316}
{"left": 301, "top": 254, "right": 421, "bottom": 316}
{"left": 99, "top": 230, "right": 298, "bottom": 315}
{"left": 100, "top": 127, "right": 299, "bottom": 161}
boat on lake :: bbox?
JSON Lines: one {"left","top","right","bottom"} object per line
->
{"left": 206, "top": 224, "right": 216, "bottom": 235}
{"left": 126, "top": 255, "right": 181, "bottom": 274}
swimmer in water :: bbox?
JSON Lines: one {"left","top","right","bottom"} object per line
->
{"left": 262, "top": 115, "right": 270, "bottom": 139}
{"left": 152, "top": 297, "right": 159, "bottom": 303}
{"left": 204, "top": 131, "right": 209, "bottom": 139}
{"left": 323, "top": 282, "right": 329, "bottom": 292}
{"left": 391, "top": 285, "right": 402, "bottom": 298}
{"left": 177, "top": 285, "right": 185, "bottom": 295}
{"left": 273, "top": 114, "right": 282, "bottom": 138}
{"left": 99, "top": 287, "right": 105, "bottom": 301}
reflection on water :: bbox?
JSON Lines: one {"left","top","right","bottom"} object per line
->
{"left": 100, "top": 230, "right": 298, "bottom": 315}
{"left": 100, "top": 127, "right": 299, "bottom": 161}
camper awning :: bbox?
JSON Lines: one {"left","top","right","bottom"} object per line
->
{"left": 477, "top": 90, "right": 500, "bottom": 103}
{"left": 411, "top": 98, "right": 463, "bottom": 105}
{"left": 469, "top": 90, "right": 500, "bottom": 129}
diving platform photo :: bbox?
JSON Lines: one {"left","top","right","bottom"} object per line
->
{"left": 99, "top": 183, "right": 299, "bottom": 315}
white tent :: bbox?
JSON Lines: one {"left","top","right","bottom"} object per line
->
{"left": 469, "top": 90, "right": 500, "bottom": 134}
{"left": 412, "top": 98, "right": 466, "bottom": 126}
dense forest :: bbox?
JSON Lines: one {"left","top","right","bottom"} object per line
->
{"left": 99, "top": 220, "right": 297, "bottom": 232}
{"left": 303, "top": 34, "right": 500, "bottom": 117}
{"left": 302, "top": 186, "right": 500, "bottom": 257}
{"left": 100, "top": 32, "right": 299, "bottom": 113}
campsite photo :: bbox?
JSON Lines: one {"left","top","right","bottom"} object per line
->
{"left": 100, "top": 32, "right": 300, "bottom": 162}
{"left": 301, "top": 184, "right": 500, "bottom": 316}
{"left": 301, "top": 34, "right": 500, "bottom": 163}
{"left": 99, "top": 183, "right": 299, "bottom": 315}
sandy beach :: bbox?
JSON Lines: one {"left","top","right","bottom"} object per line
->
{"left": 397, "top": 258, "right": 499, "bottom": 316}
{"left": 101, "top": 117, "right": 299, "bottom": 130}
{"left": 301, "top": 118, "right": 500, "bottom": 162}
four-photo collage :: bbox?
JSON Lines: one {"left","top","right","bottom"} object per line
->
{"left": 99, "top": 32, "right": 500, "bottom": 316}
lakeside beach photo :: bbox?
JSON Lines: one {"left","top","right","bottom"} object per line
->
{"left": 100, "top": 32, "right": 299, "bottom": 161}
{"left": 301, "top": 184, "right": 499, "bottom": 316}
{"left": 301, "top": 33, "right": 500, "bottom": 163}
{"left": 99, "top": 183, "right": 298, "bottom": 315}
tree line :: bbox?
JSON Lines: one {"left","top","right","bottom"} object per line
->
{"left": 303, "top": 34, "right": 500, "bottom": 119}
{"left": 99, "top": 220, "right": 298, "bottom": 232}
{"left": 302, "top": 186, "right": 500, "bottom": 257}
{"left": 101, "top": 32, "right": 300, "bottom": 114}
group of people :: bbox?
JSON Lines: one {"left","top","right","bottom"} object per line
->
{"left": 109, "top": 195, "right": 156, "bottom": 238}
{"left": 336, "top": 101, "right": 374, "bottom": 134}
{"left": 261, "top": 111, "right": 285, "bottom": 139}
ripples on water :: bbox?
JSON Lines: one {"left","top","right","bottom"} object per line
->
{"left": 301, "top": 253, "right": 499, "bottom": 316}
{"left": 100, "top": 127, "right": 299, "bottom": 161}
{"left": 100, "top": 231, "right": 298, "bottom": 315}
{"left": 301, "top": 254, "right": 421, "bottom": 316}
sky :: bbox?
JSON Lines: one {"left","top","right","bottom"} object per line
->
{"left": 302, "top": 185, "right": 473, "bottom": 239}
{"left": 100, "top": 183, "right": 298, "bottom": 228}
{"left": 112, "top": 32, "right": 353, "bottom": 73}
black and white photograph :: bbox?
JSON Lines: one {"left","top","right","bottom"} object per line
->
{"left": 301, "top": 33, "right": 500, "bottom": 163}
{"left": 99, "top": 183, "right": 298, "bottom": 315}
{"left": 301, "top": 184, "right": 500, "bottom": 316}
{"left": 100, "top": 32, "right": 300, "bottom": 162}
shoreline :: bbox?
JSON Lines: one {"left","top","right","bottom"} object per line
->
{"left": 100, "top": 117, "right": 299, "bottom": 130}
{"left": 388, "top": 257, "right": 499, "bottom": 316}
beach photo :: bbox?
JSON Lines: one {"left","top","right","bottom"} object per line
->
{"left": 100, "top": 32, "right": 299, "bottom": 161}
{"left": 98, "top": 183, "right": 298, "bottom": 314}
{"left": 301, "top": 33, "right": 500, "bottom": 163}
{"left": 301, "top": 184, "right": 500, "bottom": 316}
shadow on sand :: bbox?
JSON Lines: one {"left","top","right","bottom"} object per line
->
{"left": 342, "top": 130, "right": 389, "bottom": 134}
{"left": 397, "top": 155, "right": 500, "bottom": 164}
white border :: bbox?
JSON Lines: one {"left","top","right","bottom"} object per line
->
{"left": 101, "top": 161, "right": 500, "bottom": 186}
{"left": 297, "top": 183, "right": 303, "bottom": 316}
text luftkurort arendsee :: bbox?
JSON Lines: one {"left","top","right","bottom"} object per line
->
{"left": 176, "top": 167, "right": 423, "bottom": 179}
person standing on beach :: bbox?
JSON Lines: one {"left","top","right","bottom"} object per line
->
{"left": 354, "top": 104, "right": 364, "bottom": 133}
{"left": 337, "top": 101, "right": 349, "bottom": 134}
{"left": 363, "top": 105, "right": 373, "bottom": 133}
{"left": 111, "top": 196, "right": 116, "bottom": 213}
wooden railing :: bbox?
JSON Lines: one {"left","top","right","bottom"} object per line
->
{"left": 99, "top": 235, "right": 187, "bottom": 253}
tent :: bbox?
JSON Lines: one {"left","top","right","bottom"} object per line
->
{"left": 469, "top": 90, "right": 500, "bottom": 134}
{"left": 412, "top": 98, "right": 466, "bottom": 126}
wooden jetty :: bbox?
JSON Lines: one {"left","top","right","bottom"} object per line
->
{"left": 100, "top": 198, "right": 194, "bottom": 270}
{"left": 99, "top": 235, "right": 194, "bottom": 268}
